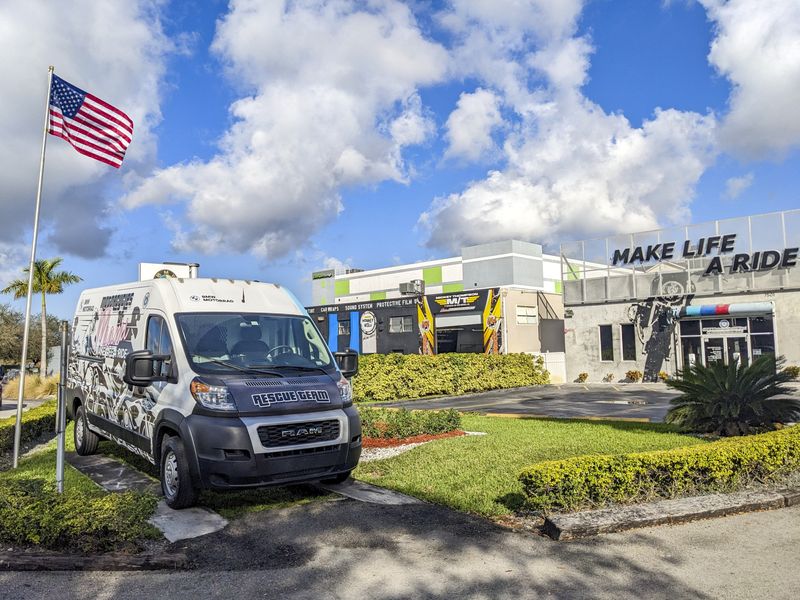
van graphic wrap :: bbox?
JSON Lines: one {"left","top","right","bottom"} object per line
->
{"left": 68, "top": 292, "right": 158, "bottom": 461}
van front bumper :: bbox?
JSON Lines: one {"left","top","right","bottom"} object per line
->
{"left": 180, "top": 406, "right": 362, "bottom": 489}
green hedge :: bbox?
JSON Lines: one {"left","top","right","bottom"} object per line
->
{"left": 359, "top": 407, "right": 462, "bottom": 439}
{"left": 519, "top": 425, "right": 800, "bottom": 512}
{"left": 0, "top": 477, "right": 158, "bottom": 553}
{"left": 353, "top": 353, "right": 549, "bottom": 402}
{"left": 0, "top": 399, "right": 57, "bottom": 454}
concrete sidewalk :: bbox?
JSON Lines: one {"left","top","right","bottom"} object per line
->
{"left": 0, "top": 397, "right": 49, "bottom": 420}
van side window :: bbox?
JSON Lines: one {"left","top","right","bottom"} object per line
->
{"left": 147, "top": 315, "right": 173, "bottom": 356}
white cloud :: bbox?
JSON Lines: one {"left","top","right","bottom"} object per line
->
{"left": 701, "top": 0, "right": 800, "bottom": 158}
{"left": 444, "top": 88, "right": 503, "bottom": 162}
{"left": 0, "top": 242, "right": 27, "bottom": 293}
{"left": 0, "top": 1, "right": 173, "bottom": 256}
{"left": 724, "top": 172, "right": 754, "bottom": 200}
{"left": 420, "top": 0, "right": 718, "bottom": 251}
{"left": 124, "top": 0, "right": 448, "bottom": 258}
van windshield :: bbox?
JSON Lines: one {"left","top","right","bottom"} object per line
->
{"left": 175, "top": 313, "right": 336, "bottom": 375}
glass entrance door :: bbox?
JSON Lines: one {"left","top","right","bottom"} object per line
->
{"left": 704, "top": 337, "right": 725, "bottom": 365}
{"left": 702, "top": 336, "right": 749, "bottom": 367}
{"left": 726, "top": 337, "right": 749, "bottom": 368}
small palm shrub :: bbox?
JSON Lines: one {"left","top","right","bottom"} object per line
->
{"left": 576, "top": 372, "right": 588, "bottom": 383}
{"left": 666, "top": 355, "right": 800, "bottom": 436}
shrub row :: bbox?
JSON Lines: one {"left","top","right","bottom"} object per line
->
{"left": 352, "top": 353, "right": 549, "bottom": 402}
{"left": 359, "top": 407, "right": 462, "bottom": 439}
{"left": 0, "top": 477, "right": 158, "bottom": 553}
{"left": 519, "top": 425, "right": 800, "bottom": 512}
{"left": 0, "top": 399, "right": 57, "bottom": 454}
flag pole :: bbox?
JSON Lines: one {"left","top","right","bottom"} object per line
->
{"left": 12, "top": 65, "right": 54, "bottom": 469}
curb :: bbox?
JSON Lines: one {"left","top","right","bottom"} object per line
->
{"left": 0, "top": 551, "right": 187, "bottom": 571}
{"left": 543, "top": 487, "right": 800, "bottom": 540}
{"left": 482, "top": 412, "right": 651, "bottom": 423}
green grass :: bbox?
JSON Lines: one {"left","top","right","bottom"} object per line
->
{"left": 0, "top": 424, "right": 161, "bottom": 552}
{"left": 97, "top": 436, "right": 330, "bottom": 519}
{"left": 355, "top": 415, "right": 707, "bottom": 517}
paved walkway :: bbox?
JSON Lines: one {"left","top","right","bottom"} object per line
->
{"left": 0, "top": 397, "right": 48, "bottom": 420}
{"left": 2, "top": 498, "right": 798, "bottom": 599}
{"left": 376, "top": 383, "right": 679, "bottom": 422}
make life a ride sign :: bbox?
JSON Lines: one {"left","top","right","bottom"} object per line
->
{"left": 610, "top": 233, "right": 799, "bottom": 277}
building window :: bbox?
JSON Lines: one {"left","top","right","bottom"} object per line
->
{"left": 599, "top": 324, "right": 614, "bottom": 361}
{"left": 389, "top": 316, "right": 413, "bottom": 333}
{"left": 620, "top": 323, "right": 636, "bottom": 361}
{"left": 338, "top": 320, "right": 350, "bottom": 336}
{"left": 515, "top": 305, "right": 538, "bottom": 325}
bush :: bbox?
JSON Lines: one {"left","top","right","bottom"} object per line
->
{"left": 666, "top": 355, "right": 800, "bottom": 436}
{"left": 625, "top": 370, "right": 643, "bottom": 383}
{"left": 658, "top": 371, "right": 669, "bottom": 382}
{"left": 1, "top": 374, "right": 59, "bottom": 400}
{"left": 519, "top": 425, "right": 800, "bottom": 512}
{"left": 576, "top": 373, "right": 588, "bottom": 383}
{"left": 352, "top": 353, "right": 549, "bottom": 402}
{"left": 784, "top": 365, "right": 800, "bottom": 380}
{"left": 0, "top": 399, "right": 57, "bottom": 454}
{"left": 602, "top": 373, "right": 614, "bottom": 383}
{"left": 358, "top": 407, "right": 462, "bottom": 439}
{"left": 0, "top": 477, "right": 158, "bottom": 553}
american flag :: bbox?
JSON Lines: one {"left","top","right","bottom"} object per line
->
{"left": 48, "top": 75, "right": 133, "bottom": 168}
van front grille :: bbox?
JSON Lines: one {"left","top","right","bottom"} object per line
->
{"left": 258, "top": 420, "right": 340, "bottom": 448}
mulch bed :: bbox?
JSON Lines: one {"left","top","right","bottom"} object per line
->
{"left": 363, "top": 430, "right": 466, "bottom": 448}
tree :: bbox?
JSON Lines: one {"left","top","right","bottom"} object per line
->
{"left": 0, "top": 304, "right": 61, "bottom": 368}
{"left": 666, "top": 355, "right": 800, "bottom": 436}
{"left": 2, "top": 258, "right": 81, "bottom": 377}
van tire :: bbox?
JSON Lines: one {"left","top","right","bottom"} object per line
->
{"left": 160, "top": 436, "right": 199, "bottom": 509}
{"left": 321, "top": 470, "right": 352, "bottom": 484}
{"left": 74, "top": 405, "right": 99, "bottom": 456}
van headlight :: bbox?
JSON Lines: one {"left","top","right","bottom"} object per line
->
{"left": 337, "top": 376, "right": 353, "bottom": 407}
{"left": 190, "top": 378, "right": 236, "bottom": 412}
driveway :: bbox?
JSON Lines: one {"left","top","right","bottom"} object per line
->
{"left": 375, "top": 383, "right": 679, "bottom": 422}
{"left": 3, "top": 498, "right": 799, "bottom": 599}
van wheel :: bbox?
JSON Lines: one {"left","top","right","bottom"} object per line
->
{"left": 74, "top": 405, "right": 99, "bottom": 455}
{"left": 321, "top": 470, "right": 352, "bottom": 484}
{"left": 160, "top": 436, "right": 199, "bottom": 509}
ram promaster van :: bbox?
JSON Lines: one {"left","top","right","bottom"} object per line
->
{"left": 66, "top": 278, "right": 361, "bottom": 508}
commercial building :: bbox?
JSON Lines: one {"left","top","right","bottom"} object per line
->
{"left": 306, "top": 240, "right": 567, "bottom": 381}
{"left": 561, "top": 209, "right": 800, "bottom": 382}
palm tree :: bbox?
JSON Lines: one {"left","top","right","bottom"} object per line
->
{"left": 666, "top": 354, "right": 800, "bottom": 436}
{"left": 2, "top": 258, "right": 82, "bottom": 377}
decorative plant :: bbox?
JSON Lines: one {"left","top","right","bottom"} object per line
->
{"left": 666, "top": 355, "right": 800, "bottom": 436}
{"left": 602, "top": 373, "right": 615, "bottom": 383}
{"left": 625, "top": 370, "right": 643, "bottom": 383}
{"left": 783, "top": 365, "right": 800, "bottom": 380}
{"left": 658, "top": 371, "right": 669, "bottom": 382}
{"left": 576, "top": 372, "right": 588, "bottom": 383}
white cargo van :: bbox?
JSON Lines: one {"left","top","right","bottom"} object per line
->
{"left": 66, "top": 278, "right": 361, "bottom": 508}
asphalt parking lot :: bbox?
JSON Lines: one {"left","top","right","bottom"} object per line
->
{"left": 376, "top": 383, "right": 679, "bottom": 422}
{"left": 3, "top": 498, "right": 799, "bottom": 599}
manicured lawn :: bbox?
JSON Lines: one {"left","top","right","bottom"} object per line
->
{"left": 355, "top": 415, "right": 707, "bottom": 517}
{"left": 0, "top": 424, "right": 161, "bottom": 552}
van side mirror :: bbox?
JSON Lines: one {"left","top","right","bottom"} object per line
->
{"left": 123, "top": 350, "right": 171, "bottom": 387}
{"left": 334, "top": 349, "right": 359, "bottom": 379}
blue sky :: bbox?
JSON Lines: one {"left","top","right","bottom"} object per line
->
{"left": 1, "top": 0, "right": 799, "bottom": 320}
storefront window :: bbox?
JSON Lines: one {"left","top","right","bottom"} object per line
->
{"left": 749, "top": 316, "right": 774, "bottom": 333}
{"left": 338, "top": 319, "right": 350, "bottom": 336}
{"left": 681, "top": 336, "right": 701, "bottom": 369}
{"left": 620, "top": 323, "right": 636, "bottom": 361}
{"left": 599, "top": 325, "right": 614, "bottom": 361}
{"left": 751, "top": 334, "right": 776, "bottom": 359}
{"left": 389, "top": 316, "right": 413, "bottom": 333}
{"left": 680, "top": 321, "right": 700, "bottom": 336}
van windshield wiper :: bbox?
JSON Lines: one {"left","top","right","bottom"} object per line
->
{"left": 205, "top": 359, "right": 285, "bottom": 377}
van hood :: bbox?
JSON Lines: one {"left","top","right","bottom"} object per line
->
{"left": 222, "top": 373, "right": 343, "bottom": 416}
